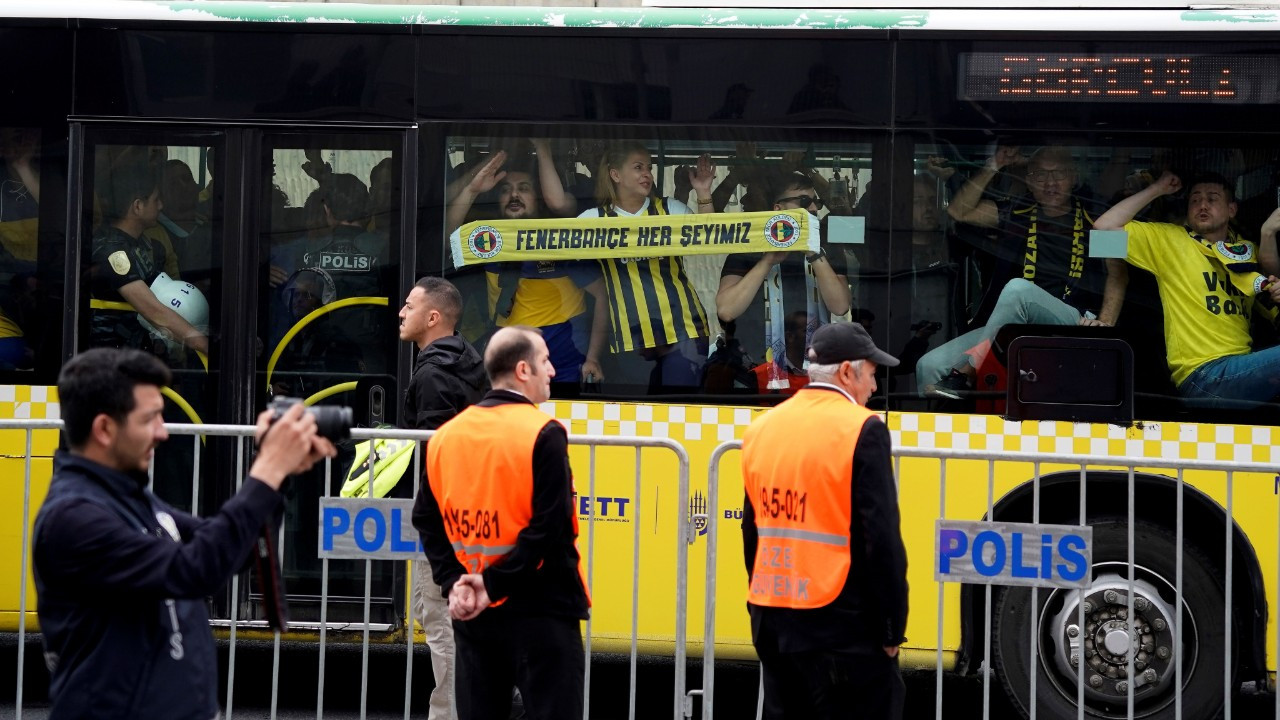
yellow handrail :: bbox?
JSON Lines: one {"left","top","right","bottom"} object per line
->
{"left": 304, "top": 381, "right": 358, "bottom": 407}
{"left": 160, "top": 386, "right": 206, "bottom": 445}
{"left": 266, "top": 296, "right": 389, "bottom": 388}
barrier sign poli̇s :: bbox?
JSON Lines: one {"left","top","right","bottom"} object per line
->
{"left": 450, "top": 209, "right": 820, "bottom": 269}
{"left": 935, "top": 520, "right": 1092, "bottom": 589}
{"left": 319, "top": 498, "right": 422, "bottom": 560}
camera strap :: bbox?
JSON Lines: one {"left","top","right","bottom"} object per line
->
{"left": 253, "top": 524, "right": 289, "bottom": 633}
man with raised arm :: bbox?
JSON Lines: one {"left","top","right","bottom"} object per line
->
{"left": 33, "top": 348, "right": 334, "bottom": 719}
{"left": 716, "top": 170, "right": 851, "bottom": 392}
{"left": 413, "top": 326, "right": 589, "bottom": 720}
{"left": 918, "top": 145, "right": 1127, "bottom": 398}
{"left": 448, "top": 141, "right": 609, "bottom": 384}
{"left": 1093, "top": 171, "right": 1280, "bottom": 402}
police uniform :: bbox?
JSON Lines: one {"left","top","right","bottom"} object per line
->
{"left": 413, "top": 389, "right": 590, "bottom": 720}
{"left": 295, "top": 225, "right": 391, "bottom": 374}
{"left": 741, "top": 324, "right": 908, "bottom": 719}
{"left": 89, "top": 225, "right": 168, "bottom": 350}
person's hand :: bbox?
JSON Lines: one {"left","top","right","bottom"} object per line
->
{"left": 987, "top": 145, "right": 1024, "bottom": 172}
{"left": 779, "top": 149, "right": 810, "bottom": 176}
{"left": 449, "top": 574, "right": 491, "bottom": 620}
{"left": 760, "top": 252, "right": 789, "bottom": 268}
{"left": 249, "top": 404, "right": 338, "bottom": 490}
{"left": 1077, "top": 316, "right": 1110, "bottom": 327}
{"left": 924, "top": 156, "right": 955, "bottom": 181}
{"left": 529, "top": 138, "right": 552, "bottom": 155}
{"left": 1151, "top": 171, "right": 1182, "bottom": 197}
{"left": 301, "top": 149, "right": 332, "bottom": 182}
{"left": 728, "top": 142, "right": 760, "bottom": 181}
{"left": 581, "top": 358, "right": 604, "bottom": 384}
{"left": 1266, "top": 275, "right": 1280, "bottom": 305}
{"left": 448, "top": 580, "right": 475, "bottom": 619}
{"left": 1261, "top": 208, "right": 1280, "bottom": 241}
{"left": 268, "top": 265, "right": 289, "bottom": 288}
{"left": 673, "top": 165, "right": 694, "bottom": 199}
{"left": 689, "top": 153, "right": 716, "bottom": 195}
{"left": 466, "top": 151, "right": 509, "bottom": 196}
{"left": 884, "top": 645, "right": 900, "bottom": 658}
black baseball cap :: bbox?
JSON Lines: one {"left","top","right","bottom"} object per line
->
{"left": 807, "top": 322, "right": 899, "bottom": 367}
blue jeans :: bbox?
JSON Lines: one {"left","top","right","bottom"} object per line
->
{"left": 1179, "top": 347, "right": 1280, "bottom": 404}
{"left": 916, "top": 279, "right": 1080, "bottom": 393}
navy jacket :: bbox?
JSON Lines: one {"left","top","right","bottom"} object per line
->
{"left": 33, "top": 451, "right": 282, "bottom": 719}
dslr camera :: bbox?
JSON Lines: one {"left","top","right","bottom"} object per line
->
{"left": 268, "top": 396, "right": 353, "bottom": 442}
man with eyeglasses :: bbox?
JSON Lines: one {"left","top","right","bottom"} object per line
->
{"left": 917, "top": 145, "right": 1128, "bottom": 398}
{"left": 716, "top": 171, "right": 852, "bottom": 393}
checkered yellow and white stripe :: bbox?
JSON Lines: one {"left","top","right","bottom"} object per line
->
{"left": 0, "top": 385, "right": 60, "bottom": 421}
{"left": 541, "top": 400, "right": 1280, "bottom": 464}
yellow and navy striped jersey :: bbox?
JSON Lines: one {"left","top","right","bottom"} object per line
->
{"left": 578, "top": 197, "right": 709, "bottom": 352}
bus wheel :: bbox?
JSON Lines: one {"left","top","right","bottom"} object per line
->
{"left": 991, "top": 518, "right": 1233, "bottom": 720}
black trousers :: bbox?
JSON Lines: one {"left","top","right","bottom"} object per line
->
{"left": 756, "top": 643, "right": 905, "bottom": 720}
{"left": 453, "top": 611, "right": 584, "bottom": 720}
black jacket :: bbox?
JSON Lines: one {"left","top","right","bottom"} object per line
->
{"left": 413, "top": 390, "right": 590, "bottom": 621}
{"left": 32, "top": 451, "right": 282, "bottom": 720}
{"left": 403, "top": 333, "right": 488, "bottom": 431}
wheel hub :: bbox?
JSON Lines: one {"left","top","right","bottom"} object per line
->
{"left": 1044, "top": 572, "right": 1186, "bottom": 711}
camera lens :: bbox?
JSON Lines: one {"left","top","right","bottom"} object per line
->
{"left": 309, "top": 405, "right": 353, "bottom": 442}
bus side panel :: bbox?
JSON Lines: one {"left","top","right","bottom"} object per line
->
{"left": 0, "top": 385, "right": 61, "bottom": 632}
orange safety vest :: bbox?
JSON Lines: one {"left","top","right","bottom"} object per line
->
{"left": 425, "top": 401, "right": 588, "bottom": 603}
{"left": 741, "top": 387, "right": 876, "bottom": 609}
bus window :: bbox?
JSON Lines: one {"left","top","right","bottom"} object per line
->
{"left": 439, "top": 132, "right": 877, "bottom": 404}
{"left": 259, "top": 138, "right": 402, "bottom": 617}
{"left": 78, "top": 138, "right": 224, "bottom": 512}
{"left": 0, "top": 128, "right": 42, "bottom": 371}
{"left": 886, "top": 138, "right": 1280, "bottom": 422}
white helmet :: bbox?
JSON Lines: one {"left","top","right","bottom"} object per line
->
{"left": 138, "top": 272, "right": 210, "bottom": 348}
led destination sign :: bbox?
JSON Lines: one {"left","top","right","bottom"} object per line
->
{"left": 960, "top": 52, "right": 1280, "bottom": 104}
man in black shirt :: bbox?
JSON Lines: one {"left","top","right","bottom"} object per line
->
{"left": 717, "top": 171, "right": 852, "bottom": 391}
{"left": 918, "top": 146, "right": 1127, "bottom": 396}
{"left": 90, "top": 163, "right": 209, "bottom": 356}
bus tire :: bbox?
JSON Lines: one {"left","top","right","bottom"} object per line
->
{"left": 990, "top": 517, "right": 1234, "bottom": 720}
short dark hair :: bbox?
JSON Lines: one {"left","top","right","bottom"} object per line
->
{"left": 1187, "top": 172, "right": 1236, "bottom": 202}
{"left": 105, "top": 163, "right": 160, "bottom": 222}
{"left": 484, "top": 326, "right": 540, "bottom": 383}
{"left": 58, "top": 348, "right": 171, "bottom": 449}
{"left": 413, "top": 276, "right": 464, "bottom": 328}
{"left": 323, "top": 173, "right": 370, "bottom": 223}
{"left": 767, "top": 171, "right": 814, "bottom": 205}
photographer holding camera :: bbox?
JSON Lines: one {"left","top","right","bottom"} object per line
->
{"left": 32, "top": 348, "right": 336, "bottom": 720}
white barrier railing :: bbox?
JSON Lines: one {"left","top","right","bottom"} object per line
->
{"left": 700, "top": 439, "right": 1279, "bottom": 720}
{"left": 5, "top": 420, "right": 691, "bottom": 720}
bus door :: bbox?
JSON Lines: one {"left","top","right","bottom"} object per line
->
{"left": 256, "top": 129, "right": 409, "bottom": 628}
{"left": 71, "top": 124, "right": 412, "bottom": 629}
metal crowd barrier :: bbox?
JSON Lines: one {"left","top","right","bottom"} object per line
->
{"left": 6, "top": 420, "right": 691, "bottom": 720}
{"left": 699, "top": 439, "right": 1280, "bottom": 720}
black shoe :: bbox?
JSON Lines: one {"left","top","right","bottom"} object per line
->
{"left": 925, "top": 369, "right": 972, "bottom": 400}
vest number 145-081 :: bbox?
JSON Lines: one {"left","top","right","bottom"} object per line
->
{"left": 445, "top": 508, "right": 501, "bottom": 539}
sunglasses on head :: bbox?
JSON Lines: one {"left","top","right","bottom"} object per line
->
{"left": 776, "top": 195, "right": 823, "bottom": 210}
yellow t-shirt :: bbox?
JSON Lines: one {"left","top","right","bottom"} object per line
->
{"left": 485, "top": 262, "right": 592, "bottom": 328}
{"left": 1125, "top": 221, "right": 1256, "bottom": 386}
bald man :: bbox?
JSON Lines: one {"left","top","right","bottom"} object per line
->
{"left": 413, "top": 326, "right": 589, "bottom": 720}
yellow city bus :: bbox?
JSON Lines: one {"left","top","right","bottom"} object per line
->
{"left": 2, "top": 2, "right": 1279, "bottom": 717}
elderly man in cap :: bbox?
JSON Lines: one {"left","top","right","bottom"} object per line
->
{"left": 740, "top": 321, "right": 909, "bottom": 720}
